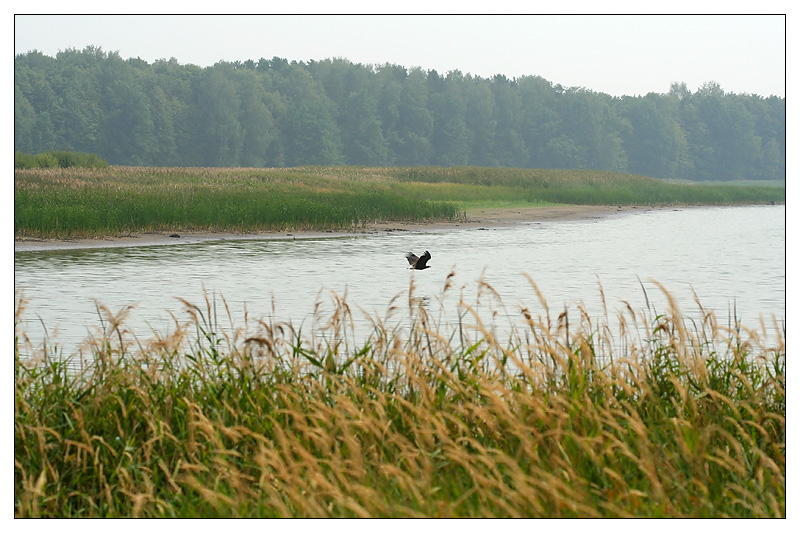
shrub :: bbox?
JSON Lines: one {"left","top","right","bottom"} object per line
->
{"left": 14, "top": 150, "right": 109, "bottom": 169}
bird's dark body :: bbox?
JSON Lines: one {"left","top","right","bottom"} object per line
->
{"left": 405, "top": 250, "right": 432, "bottom": 270}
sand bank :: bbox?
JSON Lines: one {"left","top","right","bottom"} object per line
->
{"left": 14, "top": 204, "right": 661, "bottom": 252}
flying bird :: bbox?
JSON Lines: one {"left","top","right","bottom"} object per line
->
{"left": 405, "top": 250, "right": 432, "bottom": 270}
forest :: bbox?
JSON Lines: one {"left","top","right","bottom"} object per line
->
{"left": 14, "top": 47, "right": 785, "bottom": 181}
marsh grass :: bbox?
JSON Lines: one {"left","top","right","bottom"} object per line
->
{"left": 388, "top": 166, "right": 786, "bottom": 206}
{"left": 14, "top": 166, "right": 783, "bottom": 238}
{"left": 13, "top": 167, "right": 464, "bottom": 238}
{"left": 14, "top": 276, "right": 785, "bottom": 518}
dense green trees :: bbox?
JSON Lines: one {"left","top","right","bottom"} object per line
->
{"left": 14, "top": 47, "right": 785, "bottom": 180}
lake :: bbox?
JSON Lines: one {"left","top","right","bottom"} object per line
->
{"left": 14, "top": 205, "right": 785, "bottom": 358}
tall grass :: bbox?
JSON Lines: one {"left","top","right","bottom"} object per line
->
{"left": 14, "top": 167, "right": 464, "bottom": 238}
{"left": 14, "top": 166, "right": 783, "bottom": 239}
{"left": 387, "top": 166, "right": 786, "bottom": 205}
{"left": 14, "top": 278, "right": 785, "bottom": 518}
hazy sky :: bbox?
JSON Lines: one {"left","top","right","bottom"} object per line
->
{"left": 14, "top": 13, "right": 786, "bottom": 98}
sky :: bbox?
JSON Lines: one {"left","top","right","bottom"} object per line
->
{"left": 13, "top": 12, "right": 787, "bottom": 98}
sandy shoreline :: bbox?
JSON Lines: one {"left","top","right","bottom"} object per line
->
{"left": 14, "top": 204, "right": 664, "bottom": 252}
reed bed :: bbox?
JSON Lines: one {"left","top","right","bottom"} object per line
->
{"left": 14, "top": 278, "right": 785, "bottom": 518}
{"left": 13, "top": 166, "right": 464, "bottom": 238}
{"left": 388, "top": 166, "right": 785, "bottom": 206}
{"left": 14, "top": 166, "right": 783, "bottom": 239}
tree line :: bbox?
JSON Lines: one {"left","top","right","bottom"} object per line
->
{"left": 14, "top": 47, "right": 785, "bottom": 180}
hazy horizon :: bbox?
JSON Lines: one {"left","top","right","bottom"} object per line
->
{"left": 14, "top": 14, "right": 786, "bottom": 98}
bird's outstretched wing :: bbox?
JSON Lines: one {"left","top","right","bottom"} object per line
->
{"left": 416, "top": 251, "right": 431, "bottom": 268}
{"left": 405, "top": 251, "right": 419, "bottom": 266}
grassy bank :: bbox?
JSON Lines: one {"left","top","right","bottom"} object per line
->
{"left": 14, "top": 166, "right": 784, "bottom": 239}
{"left": 15, "top": 281, "right": 785, "bottom": 518}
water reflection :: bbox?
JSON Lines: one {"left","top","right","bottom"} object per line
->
{"left": 15, "top": 205, "right": 785, "bottom": 356}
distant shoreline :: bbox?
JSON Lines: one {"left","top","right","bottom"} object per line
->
{"left": 14, "top": 204, "right": 683, "bottom": 252}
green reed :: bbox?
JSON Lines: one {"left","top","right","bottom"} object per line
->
{"left": 14, "top": 278, "right": 785, "bottom": 518}
{"left": 387, "top": 166, "right": 785, "bottom": 205}
{"left": 14, "top": 167, "right": 464, "bottom": 238}
{"left": 14, "top": 166, "right": 782, "bottom": 239}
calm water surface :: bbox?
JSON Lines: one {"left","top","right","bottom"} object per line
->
{"left": 14, "top": 205, "right": 785, "bottom": 355}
